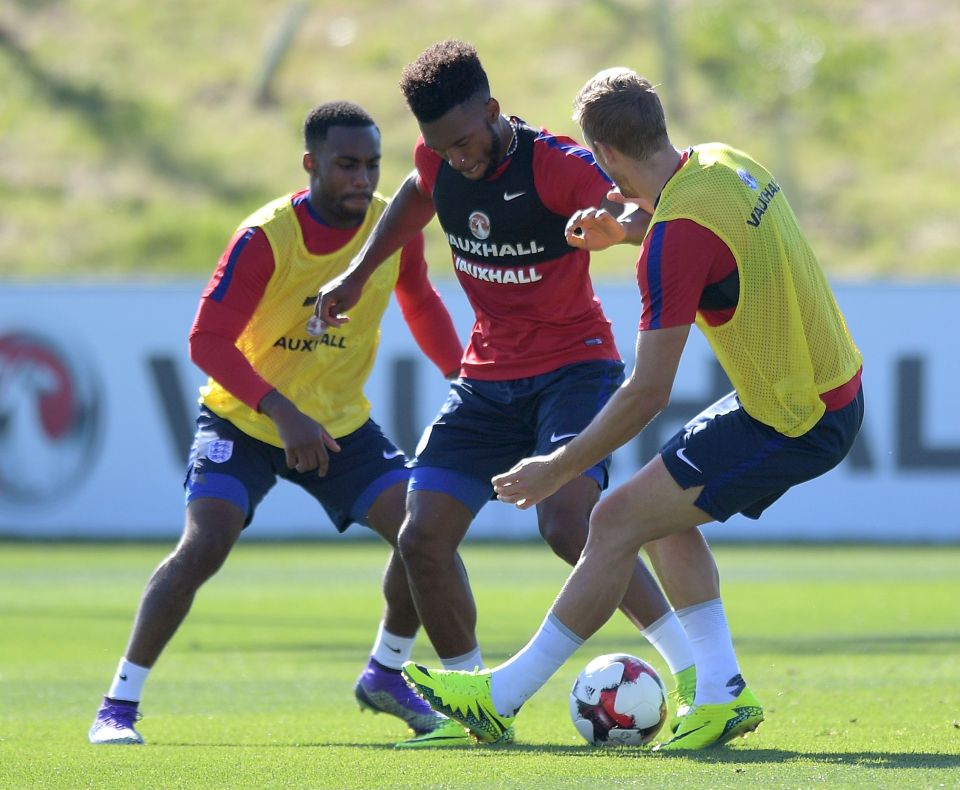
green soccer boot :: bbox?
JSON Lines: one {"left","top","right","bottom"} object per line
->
{"left": 401, "top": 662, "right": 516, "bottom": 744}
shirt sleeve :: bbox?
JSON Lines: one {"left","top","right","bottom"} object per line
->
{"left": 189, "top": 227, "right": 277, "bottom": 410}
{"left": 393, "top": 231, "right": 463, "bottom": 377}
{"left": 636, "top": 218, "right": 736, "bottom": 330}
{"left": 531, "top": 131, "right": 613, "bottom": 217}
{"left": 413, "top": 137, "right": 443, "bottom": 197}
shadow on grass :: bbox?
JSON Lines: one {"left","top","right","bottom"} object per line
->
{"left": 156, "top": 741, "right": 960, "bottom": 769}
{"left": 658, "top": 748, "right": 960, "bottom": 769}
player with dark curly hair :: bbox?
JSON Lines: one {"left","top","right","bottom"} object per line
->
{"left": 398, "top": 39, "right": 490, "bottom": 124}
{"left": 315, "top": 42, "right": 698, "bottom": 745}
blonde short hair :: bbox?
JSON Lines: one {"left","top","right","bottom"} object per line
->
{"left": 573, "top": 68, "right": 669, "bottom": 161}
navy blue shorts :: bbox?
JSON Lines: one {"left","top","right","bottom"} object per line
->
{"left": 410, "top": 360, "right": 626, "bottom": 514}
{"left": 660, "top": 387, "right": 864, "bottom": 522}
{"left": 184, "top": 407, "right": 410, "bottom": 532}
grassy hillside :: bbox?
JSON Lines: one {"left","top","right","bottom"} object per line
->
{"left": 2, "top": 0, "right": 958, "bottom": 281}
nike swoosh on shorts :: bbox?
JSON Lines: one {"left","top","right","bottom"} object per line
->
{"left": 676, "top": 447, "right": 702, "bottom": 473}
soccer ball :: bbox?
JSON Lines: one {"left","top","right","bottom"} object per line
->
{"left": 569, "top": 653, "right": 667, "bottom": 746}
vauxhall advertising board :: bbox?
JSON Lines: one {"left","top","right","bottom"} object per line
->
{"left": 0, "top": 282, "right": 957, "bottom": 541}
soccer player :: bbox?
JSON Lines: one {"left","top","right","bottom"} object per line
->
{"left": 88, "top": 101, "right": 468, "bottom": 748}
{"left": 315, "top": 42, "right": 698, "bottom": 743}
{"left": 402, "top": 67, "right": 864, "bottom": 750}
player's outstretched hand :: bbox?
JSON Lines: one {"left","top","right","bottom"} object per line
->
{"left": 309, "top": 275, "right": 364, "bottom": 335}
{"left": 565, "top": 206, "right": 627, "bottom": 251}
{"left": 259, "top": 391, "right": 341, "bottom": 476}
{"left": 492, "top": 452, "right": 569, "bottom": 510}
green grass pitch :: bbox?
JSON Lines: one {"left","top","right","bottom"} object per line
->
{"left": 1, "top": 541, "right": 958, "bottom": 788}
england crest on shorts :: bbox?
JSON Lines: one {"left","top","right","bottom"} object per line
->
{"left": 205, "top": 439, "right": 234, "bottom": 463}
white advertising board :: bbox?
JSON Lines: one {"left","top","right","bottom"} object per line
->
{"left": 0, "top": 281, "right": 957, "bottom": 541}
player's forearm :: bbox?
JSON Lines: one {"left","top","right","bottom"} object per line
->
{"left": 403, "top": 293, "right": 463, "bottom": 377}
{"left": 189, "top": 330, "right": 273, "bottom": 411}
{"left": 617, "top": 204, "right": 652, "bottom": 244}
{"left": 557, "top": 380, "right": 666, "bottom": 479}
{"left": 349, "top": 173, "right": 436, "bottom": 283}
{"left": 257, "top": 388, "right": 296, "bottom": 419}
{"left": 560, "top": 324, "right": 690, "bottom": 473}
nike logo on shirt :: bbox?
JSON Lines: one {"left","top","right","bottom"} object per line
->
{"left": 550, "top": 431, "right": 578, "bottom": 443}
{"left": 503, "top": 191, "right": 526, "bottom": 201}
{"left": 382, "top": 449, "right": 405, "bottom": 460}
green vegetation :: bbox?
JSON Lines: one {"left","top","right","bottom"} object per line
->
{"left": 2, "top": 1, "right": 958, "bottom": 281}
{"left": 2, "top": 541, "right": 959, "bottom": 788}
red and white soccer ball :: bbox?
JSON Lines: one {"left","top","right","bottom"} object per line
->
{"left": 569, "top": 653, "right": 667, "bottom": 746}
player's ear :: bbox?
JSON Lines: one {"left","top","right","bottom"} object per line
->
{"left": 485, "top": 97, "right": 501, "bottom": 122}
{"left": 594, "top": 140, "right": 615, "bottom": 164}
{"left": 302, "top": 151, "right": 315, "bottom": 174}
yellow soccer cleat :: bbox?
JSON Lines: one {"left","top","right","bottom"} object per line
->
{"left": 666, "top": 665, "right": 697, "bottom": 734}
{"left": 401, "top": 662, "right": 516, "bottom": 744}
{"left": 394, "top": 716, "right": 473, "bottom": 749}
{"left": 654, "top": 686, "right": 763, "bottom": 751}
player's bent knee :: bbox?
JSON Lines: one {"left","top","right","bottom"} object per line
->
{"left": 177, "top": 501, "right": 243, "bottom": 581}
{"left": 539, "top": 517, "right": 588, "bottom": 565}
{"left": 169, "top": 537, "right": 232, "bottom": 584}
{"left": 398, "top": 517, "right": 454, "bottom": 568}
{"left": 590, "top": 495, "right": 630, "bottom": 532}
{"left": 365, "top": 482, "right": 407, "bottom": 545}
{"left": 588, "top": 498, "right": 649, "bottom": 555}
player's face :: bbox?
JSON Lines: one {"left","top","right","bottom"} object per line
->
{"left": 420, "top": 96, "right": 503, "bottom": 181}
{"left": 304, "top": 124, "right": 381, "bottom": 228}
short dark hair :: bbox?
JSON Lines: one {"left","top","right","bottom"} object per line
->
{"left": 303, "top": 101, "right": 376, "bottom": 151}
{"left": 399, "top": 39, "right": 490, "bottom": 123}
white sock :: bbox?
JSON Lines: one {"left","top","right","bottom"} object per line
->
{"left": 371, "top": 622, "right": 416, "bottom": 670}
{"left": 676, "top": 598, "right": 742, "bottom": 704}
{"left": 640, "top": 610, "right": 695, "bottom": 676}
{"left": 490, "top": 612, "right": 584, "bottom": 716}
{"left": 441, "top": 646, "right": 484, "bottom": 672}
{"left": 107, "top": 657, "right": 150, "bottom": 703}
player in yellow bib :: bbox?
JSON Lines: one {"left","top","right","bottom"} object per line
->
{"left": 401, "top": 69, "right": 864, "bottom": 751}
{"left": 88, "top": 102, "right": 468, "bottom": 748}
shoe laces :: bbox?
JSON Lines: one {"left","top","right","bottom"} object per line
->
{"left": 434, "top": 671, "right": 492, "bottom": 709}
{"left": 367, "top": 669, "right": 429, "bottom": 700}
{"left": 384, "top": 673, "right": 415, "bottom": 696}
{"left": 100, "top": 703, "right": 142, "bottom": 729}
